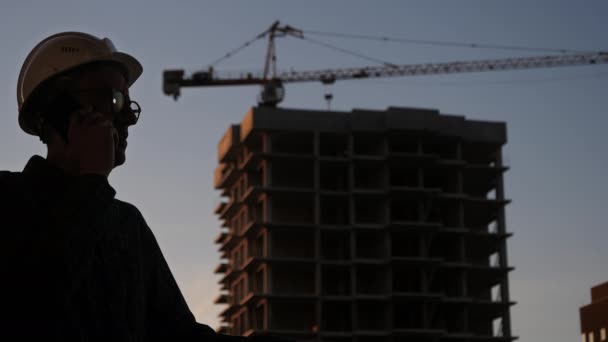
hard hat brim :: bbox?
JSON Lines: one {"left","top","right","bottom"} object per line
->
{"left": 18, "top": 51, "right": 143, "bottom": 136}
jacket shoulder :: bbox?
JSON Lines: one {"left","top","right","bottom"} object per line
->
{"left": 0, "top": 171, "right": 25, "bottom": 188}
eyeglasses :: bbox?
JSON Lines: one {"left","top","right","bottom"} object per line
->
{"left": 74, "top": 88, "right": 141, "bottom": 125}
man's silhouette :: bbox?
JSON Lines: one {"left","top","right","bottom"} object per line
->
{"left": 0, "top": 32, "right": 280, "bottom": 342}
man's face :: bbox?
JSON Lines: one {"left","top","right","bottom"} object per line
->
{"left": 71, "top": 65, "right": 136, "bottom": 167}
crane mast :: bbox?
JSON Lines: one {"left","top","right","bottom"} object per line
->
{"left": 163, "top": 22, "right": 608, "bottom": 105}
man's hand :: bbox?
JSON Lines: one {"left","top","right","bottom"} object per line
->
{"left": 66, "top": 106, "right": 117, "bottom": 177}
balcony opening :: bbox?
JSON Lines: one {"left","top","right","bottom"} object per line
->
{"left": 462, "top": 142, "right": 499, "bottom": 165}
{"left": 322, "top": 302, "right": 352, "bottom": 331}
{"left": 393, "top": 301, "right": 424, "bottom": 329}
{"left": 392, "top": 267, "right": 423, "bottom": 293}
{"left": 270, "top": 132, "right": 314, "bottom": 155}
{"left": 353, "top": 133, "right": 384, "bottom": 156}
{"left": 354, "top": 161, "right": 385, "bottom": 189}
{"left": 356, "top": 265, "right": 387, "bottom": 294}
{"left": 423, "top": 168, "right": 460, "bottom": 193}
{"left": 270, "top": 301, "right": 315, "bottom": 331}
{"left": 271, "top": 193, "right": 314, "bottom": 224}
{"left": 271, "top": 159, "right": 314, "bottom": 188}
{"left": 388, "top": 135, "right": 418, "bottom": 154}
{"left": 422, "top": 139, "right": 459, "bottom": 159}
{"left": 252, "top": 267, "right": 266, "bottom": 294}
{"left": 445, "top": 305, "right": 466, "bottom": 332}
{"left": 355, "top": 231, "right": 386, "bottom": 259}
{"left": 391, "top": 233, "right": 421, "bottom": 258}
{"left": 430, "top": 270, "right": 464, "bottom": 297}
{"left": 252, "top": 232, "right": 266, "bottom": 258}
{"left": 254, "top": 303, "right": 266, "bottom": 330}
{"left": 354, "top": 197, "right": 385, "bottom": 225}
{"left": 430, "top": 236, "right": 462, "bottom": 262}
{"left": 390, "top": 198, "right": 419, "bottom": 222}
{"left": 320, "top": 133, "right": 349, "bottom": 157}
{"left": 321, "top": 231, "right": 351, "bottom": 260}
{"left": 428, "top": 202, "right": 461, "bottom": 227}
{"left": 322, "top": 265, "right": 351, "bottom": 296}
{"left": 271, "top": 264, "right": 315, "bottom": 295}
{"left": 320, "top": 162, "right": 349, "bottom": 191}
{"left": 320, "top": 196, "right": 350, "bottom": 225}
{"left": 357, "top": 301, "right": 387, "bottom": 330}
{"left": 271, "top": 230, "right": 314, "bottom": 259}
{"left": 389, "top": 164, "right": 419, "bottom": 187}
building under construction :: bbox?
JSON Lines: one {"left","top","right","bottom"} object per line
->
{"left": 213, "top": 106, "right": 515, "bottom": 342}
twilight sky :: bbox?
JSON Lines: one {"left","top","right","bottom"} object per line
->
{"left": 1, "top": 1, "right": 607, "bottom": 341}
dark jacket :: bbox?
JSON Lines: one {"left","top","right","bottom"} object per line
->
{"left": 0, "top": 155, "right": 242, "bottom": 342}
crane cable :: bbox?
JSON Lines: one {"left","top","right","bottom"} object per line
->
{"left": 303, "top": 29, "right": 592, "bottom": 55}
{"left": 209, "top": 32, "right": 268, "bottom": 67}
{"left": 297, "top": 35, "right": 398, "bottom": 67}
{"left": 208, "top": 25, "right": 596, "bottom": 70}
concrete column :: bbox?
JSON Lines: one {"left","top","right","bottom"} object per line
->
{"left": 495, "top": 149, "right": 512, "bottom": 338}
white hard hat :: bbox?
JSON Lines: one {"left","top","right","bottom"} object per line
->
{"left": 17, "top": 32, "right": 143, "bottom": 135}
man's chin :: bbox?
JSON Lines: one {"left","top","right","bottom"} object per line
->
{"left": 114, "top": 150, "right": 126, "bottom": 167}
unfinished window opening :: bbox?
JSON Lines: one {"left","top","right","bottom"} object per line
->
{"left": 271, "top": 264, "right": 315, "bottom": 295}
{"left": 464, "top": 203, "right": 497, "bottom": 227}
{"left": 429, "top": 237, "right": 462, "bottom": 262}
{"left": 353, "top": 133, "right": 384, "bottom": 156}
{"left": 321, "top": 231, "right": 351, "bottom": 260}
{"left": 493, "top": 317, "right": 504, "bottom": 337}
{"left": 356, "top": 265, "right": 387, "bottom": 294}
{"left": 353, "top": 161, "right": 385, "bottom": 189}
{"left": 322, "top": 265, "right": 351, "bottom": 296}
{"left": 254, "top": 303, "right": 266, "bottom": 330}
{"left": 389, "top": 164, "right": 419, "bottom": 187}
{"left": 319, "top": 162, "right": 349, "bottom": 191}
{"left": 392, "top": 267, "right": 423, "bottom": 293}
{"left": 388, "top": 134, "right": 418, "bottom": 154}
{"left": 491, "top": 284, "right": 502, "bottom": 302}
{"left": 354, "top": 197, "right": 386, "bottom": 224}
{"left": 270, "top": 132, "right": 314, "bottom": 155}
{"left": 462, "top": 142, "right": 498, "bottom": 165}
{"left": 270, "top": 301, "right": 315, "bottom": 331}
{"left": 490, "top": 252, "right": 500, "bottom": 267}
{"left": 463, "top": 168, "right": 498, "bottom": 198}
{"left": 271, "top": 230, "right": 314, "bottom": 259}
{"left": 391, "top": 233, "right": 421, "bottom": 258}
{"left": 422, "top": 139, "right": 459, "bottom": 159}
{"left": 423, "top": 168, "right": 459, "bottom": 193}
{"left": 253, "top": 267, "right": 266, "bottom": 294}
{"left": 271, "top": 159, "right": 314, "bottom": 188}
{"left": 320, "top": 133, "right": 349, "bottom": 157}
{"left": 320, "top": 196, "right": 350, "bottom": 225}
{"left": 355, "top": 231, "right": 386, "bottom": 259}
{"left": 270, "top": 193, "right": 314, "bottom": 224}
{"left": 428, "top": 202, "right": 461, "bottom": 228}
{"left": 393, "top": 302, "right": 424, "bottom": 329}
{"left": 390, "top": 198, "right": 419, "bottom": 222}
{"left": 247, "top": 164, "right": 264, "bottom": 188}
{"left": 357, "top": 301, "right": 387, "bottom": 330}
{"left": 248, "top": 200, "right": 264, "bottom": 224}
{"left": 322, "top": 302, "right": 352, "bottom": 331}
{"left": 430, "top": 270, "right": 464, "bottom": 297}
{"left": 445, "top": 306, "right": 466, "bottom": 332}
{"left": 232, "top": 277, "right": 247, "bottom": 304}
{"left": 253, "top": 232, "right": 266, "bottom": 258}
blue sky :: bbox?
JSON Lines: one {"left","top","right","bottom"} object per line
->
{"left": 1, "top": 1, "right": 607, "bottom": 340}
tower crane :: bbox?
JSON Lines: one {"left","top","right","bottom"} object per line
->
{"left": 162, "top": 21, "right": 608, "bottom": 106}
